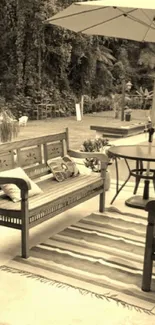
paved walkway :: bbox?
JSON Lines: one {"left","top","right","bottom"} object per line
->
{"left": 105, "top": 130, "right": 155, "bottom": 146}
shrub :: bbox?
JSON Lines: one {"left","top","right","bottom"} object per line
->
{"left": 61, "top": 90, "right": 77, "bottom": 116}
{"left": 127, "top": 95, "right": 143, "bottom": 109}
{"left": 83, "top": 95, "right": 93, "bottom": 114}
{"left": 92, "top": 96, "right": 112, "bottom": 112}
{"left": 8, "top": 94, "right": 33, "bottom": 119}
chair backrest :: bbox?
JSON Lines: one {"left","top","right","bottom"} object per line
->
{"left": 0, "top": 129, "right": 69, "bottom": 179}
{"left": 19, "top": 116, "right": 28, "bottom": 126}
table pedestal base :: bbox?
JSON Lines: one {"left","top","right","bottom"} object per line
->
{"left": 125, "top": 195, "right": 154, "bottom": 210}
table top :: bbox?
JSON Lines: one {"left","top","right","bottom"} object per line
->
{"left": 108, "top": 145, "right": 155, "bottom": 162}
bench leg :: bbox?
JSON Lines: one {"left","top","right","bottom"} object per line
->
{"left": 21, "top": 194, "right": 29, "bottom": 259}
{"left": 142, "top": 222, "right": 154, "bottom": 292}
{"left": 21, "top": 225, "right": 29, "bottom": 259}
{"left": 99, "top": 192, "right": 105, "bottom": 213}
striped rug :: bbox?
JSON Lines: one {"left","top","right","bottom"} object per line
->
{"left": 1, "top": 208, "right": 155, "bottom": 315}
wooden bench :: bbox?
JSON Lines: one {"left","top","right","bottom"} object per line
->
{"left": 0, "top": 128, "right": 109, "bottom": 259}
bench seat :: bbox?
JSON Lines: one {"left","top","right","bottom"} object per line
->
{"left": 0, "top": 173, "right": 102, "bottom": 214}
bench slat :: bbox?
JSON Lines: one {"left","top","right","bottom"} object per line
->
{"left": 0, "top": 132, "right": 67, "bottom": 153}
{"left": 45, "top": 142, "right": 63, "bottom": 160}
{"left": 0, "top": 152, "right": 15, "bottom": 171}
{"left": 18, "top": 146, "right": 42, "bottom": 167}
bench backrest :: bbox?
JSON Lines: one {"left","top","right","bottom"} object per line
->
{"left": 0, "top": 128, "right": 69, "bottom": 179}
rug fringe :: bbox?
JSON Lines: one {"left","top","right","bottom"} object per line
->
{"left": 0, "top": 265, "right": 153, "bottom": 315}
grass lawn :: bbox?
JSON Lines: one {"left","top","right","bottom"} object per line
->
{"left": 17, "top": 109, "right": 149, "bottom": 150}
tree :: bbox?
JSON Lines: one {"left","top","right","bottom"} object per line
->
{"left": 1, "top": 0, "right": 155, "bottom": 118}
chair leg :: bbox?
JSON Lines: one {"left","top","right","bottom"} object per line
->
{"left": 133, "top": 160, "right": 143, "bottom": 194}
{"left": 142, "top": 221, "right": 154, "bottom": 291}
{"left": 99, "top": 192, "right": 105, "bottom": 213}
{"left": 133, "top": 176, "right": 141, "bottom": 194}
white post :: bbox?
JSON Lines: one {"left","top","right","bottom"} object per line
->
{"left": 75, "top": 103, "right": 82, "bottom": 121}
{"left": 81, "top": 95, "right": 84, "bottom": 118}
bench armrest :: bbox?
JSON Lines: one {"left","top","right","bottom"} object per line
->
{"left": 68, "top": 149, "right": 109, "bottom": 163}
{"left": 0, "top": 177, "right": 31, "bottom": 191}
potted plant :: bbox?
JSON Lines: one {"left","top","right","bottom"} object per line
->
{"left": 81, "top": 137, "right": 113, "bottom": 191}
{"left": 0, "top": 97, "right": 19, "bottom": 143}
{"left": 124, "top": 107, "right": 132, "bottom": 121}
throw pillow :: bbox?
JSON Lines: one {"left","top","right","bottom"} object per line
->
{"left": 0, "top": 167, "right": 43, "bottom": 202}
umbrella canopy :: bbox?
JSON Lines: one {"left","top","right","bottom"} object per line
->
{"left": 46, "top": 0, "right": 155, "bottom": 42}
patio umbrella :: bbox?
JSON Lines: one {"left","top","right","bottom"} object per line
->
{"left": 47, "top": 0, "right": 155, "bottom": 199}
{"left": 46, "top": 0, "right": 155, "bottom": 42}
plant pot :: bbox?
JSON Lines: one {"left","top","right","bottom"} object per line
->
{"left": 125, "top": 113, "right": 131, "bottom": 121}
{"left": 90, "top": 167, "right": 111, "bottom": 190}
{"left": 0, "top": 120, "right": 19, "bottom": 143}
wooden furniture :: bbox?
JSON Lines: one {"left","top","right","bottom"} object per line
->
{"left": 142, "top": 200, "right": 155, "bottom": 292}
{"left": 0, "top": 128, "right": 109, "bottom": 258}
{"left": 33, "top": 103, "right": 56, "bottom": 120}
{"left": 90, "top": 123, "right": 148, "bottom": 139}
{"left": 19, "top": 116, "right": 28, "bottom": 126}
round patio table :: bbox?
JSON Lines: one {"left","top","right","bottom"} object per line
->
{"left": 108, "top": 145, "right": 155, "bottom": 209}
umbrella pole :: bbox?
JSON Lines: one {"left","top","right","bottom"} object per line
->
{"left": 143, "top": 135, "right": 153, "bottom": 200}
{"left": 143, "top": 79, "right": 155, "bottom": 200}
{"left": 121, "top": 78, "right": 126, "bottom": 121}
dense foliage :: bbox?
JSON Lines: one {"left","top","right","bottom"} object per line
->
{"left": 0, "top": 0, "right": 155, "bottom": 118}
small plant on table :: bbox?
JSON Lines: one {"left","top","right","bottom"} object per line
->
{"left": 81, "top": 137, "right": 113, "bottom": 172}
